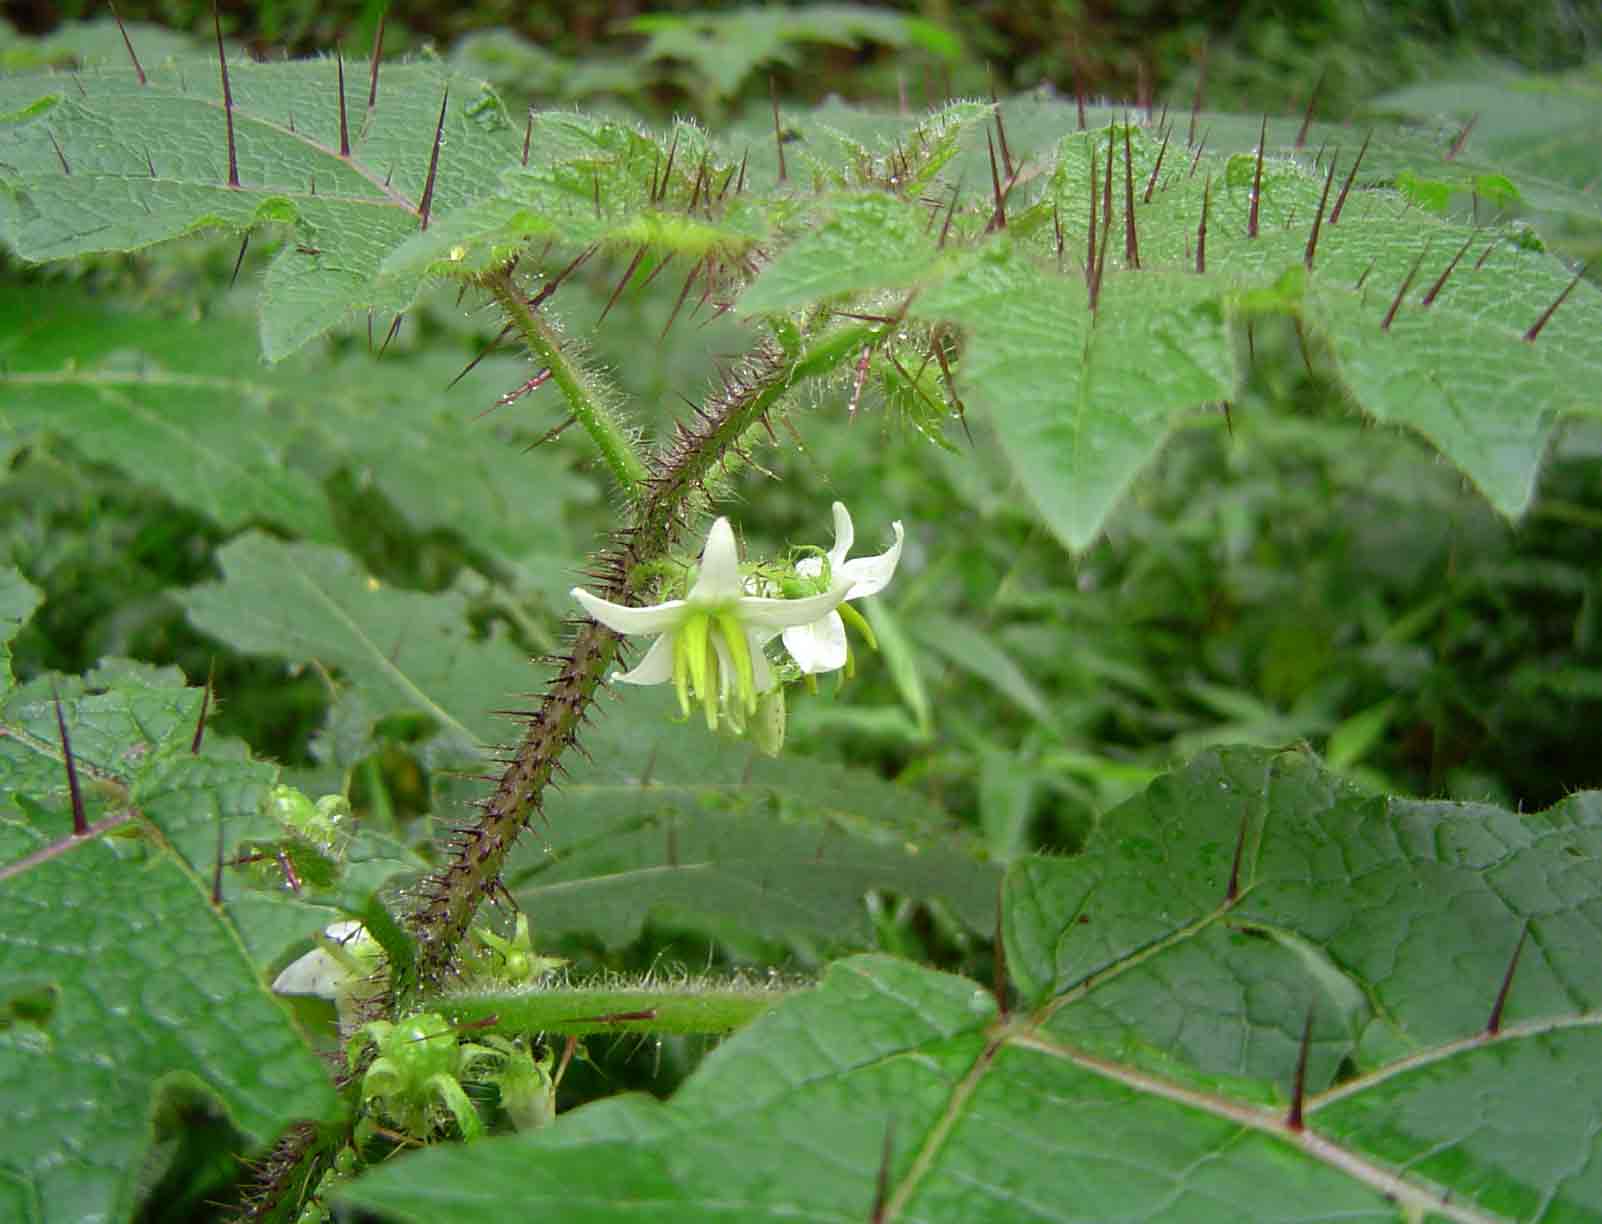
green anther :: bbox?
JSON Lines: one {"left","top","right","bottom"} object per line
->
{"left": 682, "top": 612, "right": 713, "bottom": 722}
{"left": 838, "top": 601, "right": 878, "bottom": 651}
{"left": 716, "top": 610, "right": 758, "bottom": 714}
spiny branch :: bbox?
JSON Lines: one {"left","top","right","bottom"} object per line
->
{"left": 400, "top": 317, "right": 877, "bottom": 997}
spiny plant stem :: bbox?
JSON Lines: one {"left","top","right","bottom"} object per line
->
{"left": 638, "top": 322, "right": 875, "bottom": 529}
{"left": 400, "top": 623, "right": 614, "bottom": 1000}
{"left": 482, "top": 266, "right": 647, "bottom": 495}
{"left": 249, "top": 315, "right": 873, "bottom": 1222}
{"left": 402, "top": 317, "right": 874, "bottom": 998}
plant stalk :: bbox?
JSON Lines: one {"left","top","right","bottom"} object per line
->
{"left": 483, "top": 267, "right": 648, "bottom": 495}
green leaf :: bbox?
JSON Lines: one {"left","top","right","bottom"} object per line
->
{"left": 861, "top": 599, "right": 932, "bottom": 739}
{"left": 1324, "top": 697, "right": 1398, "bottom": 771}
{"left": 0, "top": 282, "right": 593, "bottom": 558}
{"left": 915, "top": 237, "right": 1235, "bottom": 553}
{"left": 178, "top": 532, "right": 530, "bottom": 761}
{"left": 504, "top": 687, "right": 999, "bottom": 949}
{"left": 0, "top": 59, "right": 521, "bottom": 359}
{"left": 0, "top": 285, "right": 336, "bottom": 541}
{"left": 0, "top": 16, "right": 198, "bottom": 78}
{"left": 0, "top": 566, "right": 40, "bottom": 690}
{"left": 897, "top": 122, "right": 1602, "bottom": 550}
{"left": 737, "top": 193, "right": 940, "bottom": 314}
{"left": 0, "top": 670, "right": 341, "bottom": 1224}
{"left": 0, "top": 660, "right": 204, "bottom": 807}
{"left": 1303, "top": 234, "right": 1599, "bottom": 519}
{"left": 1371, "top": 67, "right": 1602, "bottom": 230}
{"left": 977, "top": 745, "right": 1034, "bottom": 862}
{"left": 915, "top": 611, "right": 1054, "bottom": 726}
{"left": 628, "top": 7, "right": 959, "bottom": 105}
{"left": 381, "top": 113, "right": 764, "bottom": 282}
{"left": 342, "top": 747, "right": 1602, "bottom": 1223}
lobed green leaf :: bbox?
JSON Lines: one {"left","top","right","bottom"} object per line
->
{"left": 344, "top": 747, "right": 1602, "bottom": 1223}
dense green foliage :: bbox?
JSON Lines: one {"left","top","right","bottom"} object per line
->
{"left": 2, "top": 7, "right": 1601, "bottom": 1223}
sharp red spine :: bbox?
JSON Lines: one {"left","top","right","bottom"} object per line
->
{"left": 213, "top": 5, "right": 240, "bottom": 188}
{"left": 53, "top": 692, "right": 88, "bottom": 837}
{"left": 417, "top": 89, "right": 449, "bottom": 230}
{"left": 1248, "top": 115, "right": 1267, "bottom": 238}
{"left": 1330, "top": 130, "right": 1370, "bottom": 225}
{"left": 1304, "top": 151, "right": 1338, "bottom": 269}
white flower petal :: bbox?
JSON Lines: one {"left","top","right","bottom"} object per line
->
{"left": 688, "top": 517, "right": 743, "bottom": 603}
{"left": 271, "top": 921, "right": 368, "bottom": 998}
{"left": 612, "top": 633, "right": 677, "bottom": 685}
{"left": 795, "top": 556, "right": 824, "bottom": 580}
{"left": 573, "top": 587, "right": 687, "bottom": 636}
{"left": 838, "top": 520, "right": 904, "bottom": 599}
{"left": 735, "top": 579, "right": 852, "bottom": 631}
{"left": 272, "top": 948, "right": 348, "bottom": 998}
{"left": 782, "top": 612, "right": 848, "bottom": 674}
{"left": 827, "top": 501, "right": 855, "bottom": 569}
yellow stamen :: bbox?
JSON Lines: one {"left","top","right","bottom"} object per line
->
{"left": 716, "top": 611, "right": 757, "bottom": 714}
{"left": 672, "top": 630, "right": 691, "bottom": 718}
{"left": 683, "top": 612, "right": 712, "bottom": 719}
{"left": 702, "top": 638, "right": 721, "bottom": 730}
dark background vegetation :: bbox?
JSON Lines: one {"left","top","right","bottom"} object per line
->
{"left": 10, "top": 0, "right": 1602, "bottom": 112}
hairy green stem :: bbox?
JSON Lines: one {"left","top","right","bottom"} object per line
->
{"left": 440, "top": 983, "right": 797, "bottom": 1036}
{"left": 483, "top": 267, "right": 648, "bottom": 495}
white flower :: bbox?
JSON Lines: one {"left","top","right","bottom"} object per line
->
{"left": 782, "top": 502, "right": 904, "bottom": 675}
{"left": 572, "top": 517, "right": 850, "bottom": 729}
{"left": 272, "top": 920, "right": 378, "bottom": 998}
{"left": 272, "top": 919, "right": 386, "bottom": 1035}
